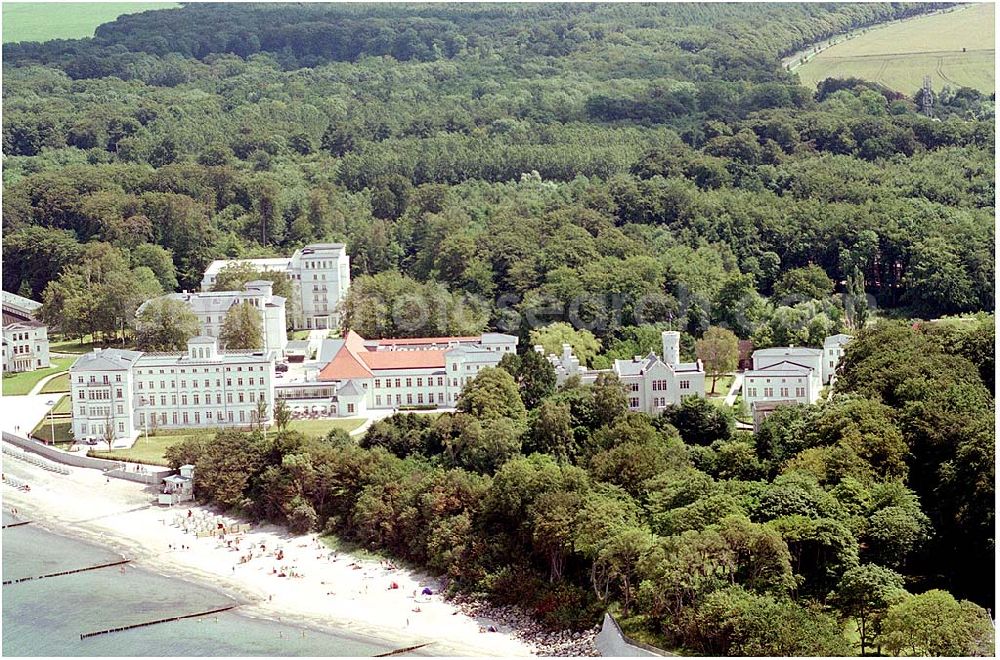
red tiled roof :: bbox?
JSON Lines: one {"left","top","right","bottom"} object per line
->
{"left": 318, "top": 330, "right": 373, "bottom": 380}
{"left": 360, "top": 350, "right": 447, "bottom": 370}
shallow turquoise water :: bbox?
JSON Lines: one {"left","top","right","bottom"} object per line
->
{"left": 2, "top": 514, "right": 394, "bottom": 656}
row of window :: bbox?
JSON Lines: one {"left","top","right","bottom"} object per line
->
{"left": 747, "top": 387, "right": 806, "bottom": 398}
{"left": 79, "top": 389, "right": 120, "bottom": 400}
{"left": 78, "top": 421, "right": 126, "bottom": 435}
{"left": 138, "top": 409, "right": 258, "bottom": 426}
{"left": 137, "top": 365, "right": 264, "bottom": 375}
{"left": 375, "top": 376, "right": 445, "bottom": 389}
{"left": 375, "top": 392, "right": 449, "bottom": 407}
{"left": 138, "top": 377, "right": 262, "bottom": 390}
{"left": 139, "top": 391, "right": 267, "bottom": 406}
{"left": 8, "top": 344, "right": 42, "bottom": 354}
{"left": 78, "top": 374, "right": 123, "bottom": 384}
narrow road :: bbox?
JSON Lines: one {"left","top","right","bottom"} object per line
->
{"left": 723, "top": 373, "right": 744, "bottom": 407}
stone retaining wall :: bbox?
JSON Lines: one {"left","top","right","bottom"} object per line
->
{"left": 2, "top": 432, "right": 175, "bottom": 484}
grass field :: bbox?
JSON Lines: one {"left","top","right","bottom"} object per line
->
{"left": 1, "top": 356, "right": 74, "bottom": 396}
{"left": 52, "top": 394, "right": 72, "bottom": 414}
{"left": 31, "top": 418, "right": 73, "bottom": 444}
{"left": 288, "top": 418, "right": 365, "bottom": 438}
{"left": 797, "top": 4, "right": 995, "bottom": 94}
{"left": 3, "top": 2, "right": 178, "bottom": 44}
{"left": 39, "top": 372, "right": 70, "bottom": 394}
{"left": 90, "top": 431, "right": 203, "bottom": 465}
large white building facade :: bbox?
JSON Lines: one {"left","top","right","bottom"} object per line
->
{"left": 278, "top": 331, "right": 519, "bottom": 417}
{"left": 70, "top": 336, "right": 275, "bottom": 445}
{"left": 200, "top": 244, "right": 350, "bottom": 330}
{"left": 543, "top": 331, "right": 706, "bottom": 414}
{"left": 742, "top": 335, "right": 853, "bottom": 429}
{"left": 2, "top": 320, "right": 50, "bottom": 373}
{"left": 138, "top": 281, "right": 288, "bottom": 354}
{"left": 2, "top": 290, "right": 50, "bottom": 373}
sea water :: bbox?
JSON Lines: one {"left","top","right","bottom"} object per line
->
{"left": 2, "top": 513, "right": 395, "bottom": 656}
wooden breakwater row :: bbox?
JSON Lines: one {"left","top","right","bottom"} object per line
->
{"left": 79, "top": 605, "right": 239, "bottom": 639}
{"left": 3, "top": 559, "right": 131, "bottom": 586}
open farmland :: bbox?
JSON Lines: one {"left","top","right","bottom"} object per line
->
{"left": 796, "top": 3, "right": 995, "bottom": 94}
{"left": 2, "top": 2, "right": 178, "bottom": 43}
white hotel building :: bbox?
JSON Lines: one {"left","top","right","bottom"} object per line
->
{"left": 543, "top": 331, "right": 706, "bottom": 414}
{"left": 137, "top": 280, "right": 288, "bottom": 354}
{"left": 201, "top": 243, "right": 350, "bottom": 330}
{"left": 277, "top": 331, "right": 518, "bottom": 417}
{"left": 70, "top": 336, "right": 275, "bottom": 445}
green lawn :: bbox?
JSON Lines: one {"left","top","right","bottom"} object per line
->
{"left": 30, "top": 418, "right": 73, "bottom": 444}
{"left": 1, "top": 356, "right": 74, "bottom": 396}
{"left": 39, "top": 373, "right": 70, "bottom": 394}
{"left": 706, "top": 374, "right": 735, "bottom": 397}
{"left": 52, "top": 394, "right": 72, "bottom": 414}
{"left": 288, "top": 418, "right": 365, "bottom": 438}
{"left": 3, "top": 2, "right": 179, "bottom": 43}
{"left": 90, "top": 432, "right": 204, "bottom": 466}
{"left": 797, "top": 4, "right": 995, "bottom": 93}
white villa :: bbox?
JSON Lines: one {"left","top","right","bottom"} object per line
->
{"left": 200, "top": 243, "right": 350, "bottom": 330}
{"left": 2, "top": 319, "right": 50, "bottom": 373}
{"left": 276, "top": 331, "right": 519, "bottom": 417}
{"left": 743, "top": 335, "right": 853, "bottom": 428}
{"left": 543, "top": 331, "right": 706, "bottom": 414}
{"left": 69, "top": 336, "right": 275, "bottom": 445}
{"left": 2, "top": 290, "right": 50, "bottom": 373}
{"left": 137, "top": 280, "right": 288, "bottom": 354}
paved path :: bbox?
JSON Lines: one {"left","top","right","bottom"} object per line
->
{"left": 27, "top": 370, "right": 68, "bottom": 396}
{"left": 0, "top": 394, "right": 60, "bottom": 437}
{"left": 723, "top": 373, "right": 744, "bottom": 407}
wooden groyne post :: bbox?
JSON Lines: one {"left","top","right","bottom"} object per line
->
{"left": 1, "top": 521, "right": 32, "bottom": 529}
{"left": 374, "top": 642, "right": 432, "bottom": 657}
{"left": 79, "top": 605, "right": 239, "bottom": 639}
{"left": 3, "top": 559, "right": 131, "bottom": 585}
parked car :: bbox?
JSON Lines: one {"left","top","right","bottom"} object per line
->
{"left": 276, "top": 363, "right": 289, "bottom": 373}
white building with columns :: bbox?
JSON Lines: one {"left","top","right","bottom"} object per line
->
{"left": 2, "top": 319, "right": 50, "bottom": 373}
{"left": 543, "top": 331, "right": 705, "bottom": 414}
{"left": 70, "top": 336, "right": 275, "bottom": 445}
{"left": 138, "top": 280, "right": 287, "bottom": 354}
{"left": 200, "top": 243, "right": 350, "bottom": 330}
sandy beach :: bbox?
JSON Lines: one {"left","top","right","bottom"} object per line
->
{"left": 1, "top": 451, "right": 537, "bottom": 657}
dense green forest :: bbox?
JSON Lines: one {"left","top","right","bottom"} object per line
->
{"left": 2, "top": 4, "right": 995, "bottom": 652}
{"left": 168, "top": 317, "right": 995, "bottom": 655}
{"left": 3, "top": 2, "right": 994, "bottom": 347}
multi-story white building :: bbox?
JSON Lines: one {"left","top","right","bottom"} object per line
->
{"left": 543, "top": 331, "right": 706, "bottom": 414}
{"left": 138, "top": 281, "right": 287, "bottom": 354}
{"left": 285, "top": 331, "right": 518, "bottom": 416}
{"left": 200, "top": 243, "right": 350, "bottom": 330}
{"left": 742, "top": 336, "right": 853, "bottom": 428}
{"left": 2, "top": 289, "right": 50, "bottom": 373}
{"left": 70, "top": 336, "right": 275, "bottom": 445}
{"left": 2, "top": 320, "right": 50, "bottom": 373}
{"left": 822, "top": 334, "right": 853, "bottom": 384}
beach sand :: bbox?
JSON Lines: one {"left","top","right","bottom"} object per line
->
{"left": 1, "top": 454, "right": 536, "bottom": 656}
